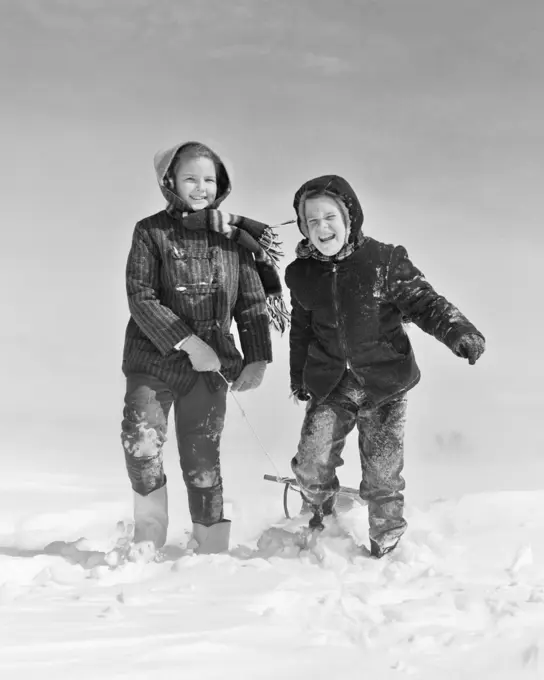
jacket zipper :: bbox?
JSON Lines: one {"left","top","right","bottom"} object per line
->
{"left": 332, "top": 264, "right": 351, "bottom": 371}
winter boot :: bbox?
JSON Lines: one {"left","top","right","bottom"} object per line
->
{"left": 133, "top": 485, "right": 169, "bottom": 549}
{"left": 187, "top": 519, "right": 231, "bottom": 555}
{"left": 370, "top": 537, "right": 399, "bottom": 559}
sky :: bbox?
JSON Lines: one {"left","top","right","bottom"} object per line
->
{"left": 1, "top": 0, "right": 543, "bottom": 504}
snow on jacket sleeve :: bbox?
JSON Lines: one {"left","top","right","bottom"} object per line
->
{"left": 289, "top": 292, "right": 313, "bottom": 392}
{"left": 126, "top": 223, "right": 192, "bottom": 356}
{"left": 233, "top": 247, "right": 273, "bottom": 365}
{"left": 387, "top": 245, "right": 484, "bottom": 350}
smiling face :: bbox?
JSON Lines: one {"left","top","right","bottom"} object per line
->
{"left": 304, "top": 195, "right": 348, "bottom": 256}
{"left": 173, "top": 154, "right": 218, "bottom": 210}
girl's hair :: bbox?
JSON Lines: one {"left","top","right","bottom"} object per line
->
{"left": 165, "top": 142, "right": 229, "bottom": 198}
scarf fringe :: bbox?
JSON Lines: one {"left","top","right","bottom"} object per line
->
{"left": 258, "top": 228, "right": 284, "bottom": 265}
{"left": 266, "top": 295, "right": 290, "bottom": 334}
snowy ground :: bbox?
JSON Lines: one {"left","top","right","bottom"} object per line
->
{"left": 2, "top": 347, "right": 543, "bottom": 680}
{"left": 2, "top": 442, "right": 544, "bottom": 680}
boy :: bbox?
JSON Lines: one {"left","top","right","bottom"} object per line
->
{"left": 285, "top": 175, "right": 485, "bottom": 558}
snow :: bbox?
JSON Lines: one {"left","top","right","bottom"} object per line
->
{"left": 1, "top": 332, "right": 542, "bottom": 679}
{"left": 2, "top": 446, "right": 544, "bottom": 680}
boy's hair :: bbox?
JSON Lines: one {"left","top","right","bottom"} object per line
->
{"left": 165, "top": 142, "right": 229, "bottom": 197}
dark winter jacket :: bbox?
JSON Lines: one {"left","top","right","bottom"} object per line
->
{"left": 122, "top": 142, "right": 272, "bottom": 394}
{"left": 285, "top": 175, "right": 484, "bottom": 406}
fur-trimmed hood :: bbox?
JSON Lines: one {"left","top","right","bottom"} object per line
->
{"left": 293, "top": 174, "right": 364, "bottom": 244}
{"left": 153, "top": 141, "right": 231, "bottom": 212}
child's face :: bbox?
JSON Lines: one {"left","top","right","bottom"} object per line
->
{"left": 304, "top": 195, "right": 348, "bottom": 256}
{"left": 173, "top": 155, "right": 218, "bottom": 210}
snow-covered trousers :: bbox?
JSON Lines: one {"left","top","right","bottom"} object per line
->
{"left": 292, "top": 371, "right": 408, "bottom": 549}
{"left": 121, "top": 372, "right": 227, "bottom": 526}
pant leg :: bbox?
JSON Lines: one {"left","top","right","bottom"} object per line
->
{"left": 121, "top": 373, "right": 173, "bottom": 495}
{"left": 291, "top": 393, "right": 357, "bottom": 507}
{"left": 174, "top": 375, "right": 228, "bottom": 526}
{"left": 358, "top": 395, "right": 408, "bottom": 549}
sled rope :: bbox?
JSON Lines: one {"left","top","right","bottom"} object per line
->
{"left": 217, "top": 371, "right": 284, "bottom": 480}
{"left": 272, "top": 219, "right": 296, "bottom": 227}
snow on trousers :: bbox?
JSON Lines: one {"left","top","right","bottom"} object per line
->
{"left": 292, "top": 371, "right": 408, "bottom": 549}
{"left": 121, "top": 372, "right": 227, "bottom": 526}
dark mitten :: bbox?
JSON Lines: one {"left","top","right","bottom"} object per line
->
{"left": 454, "top": 333, "right": 485, "bottom": 365}
{"left": 291, "top": 387, "right": 311, "bottom": 402}
{"left": 181, "top": 209, "right": 219, "bottom": 231}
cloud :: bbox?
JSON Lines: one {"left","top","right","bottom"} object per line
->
{"left": 16, "top": 0, "right": 168, "bottom": 34}
{"left": 17, "top": 0, "right": 264, "bottom": 34}
{"left": 14, "top": 0, "right": 358, "bottom": 81}
{"left": 18, "top": 0, "right": 89, "bottom": 31}
{"left": 208, "top": 44, "right": 274, "bottom": 60}
{"left": 301, "top": 52, "right": 355, "bottom": 76}
{"left": 204, "top": 38, "right": 356, "bottom": 78}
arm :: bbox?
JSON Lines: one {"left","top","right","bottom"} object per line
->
{"left": 233, "top": 247, "right": 273, "bottom": 365}
{"left": 289, "top": 292, "right": 313, "bottom": 395}
{"left": 387, "top": 246, "right": 485, "bottom": 352}
{"left": 126, "top": 223, "right": 192, "bottom": 356}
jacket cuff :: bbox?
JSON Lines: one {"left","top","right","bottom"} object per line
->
{"left": 238, "top": 319, "right": 273, "bottom": 364}
{"left": 174, "top": 335, "right": 193, "bottom": 351}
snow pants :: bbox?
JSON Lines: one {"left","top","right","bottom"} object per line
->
{"left": 292, "top": 371, "right": 408, "bottom": 550}
{"left": 121, "top": 372, "right": 227, "bottom": 527}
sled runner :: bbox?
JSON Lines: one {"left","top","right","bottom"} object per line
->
{"left": 263, "top": 474, "right": 366, "bottom": 520}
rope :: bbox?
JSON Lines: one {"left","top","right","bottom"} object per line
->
{"left": 272, "top": 219, "right": 296, "bottom": 227}
{"left": 217, "top": 371, "right": 284, "bottom": 480}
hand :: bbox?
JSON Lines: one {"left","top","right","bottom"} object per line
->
{"left": 231, "top": 361, "right": 267, "bottom": 392}
{"left": 454, "top": 333, "right": 485, "bottom": 365}
{"left": 180, "top": 335, "right": 221, "bottom": 372}
{"left": 290, "top": 387, "right": 311, "bottom": 404}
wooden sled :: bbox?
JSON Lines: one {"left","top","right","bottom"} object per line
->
{"left": 263, "top": 474, "right": 366, "bottom": 519}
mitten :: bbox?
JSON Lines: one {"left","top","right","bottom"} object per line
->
{"left": 181, "top": 209, "right": 222, "bottom": 231}
{"left": 231, "top": 361, "right": 267, "bottom": 392}
{"left": 181, "top": 209, "right": 283, "bottom": 264}
{"left": 453, "top": 333, "right": 485, "bottom": 365}
{"left": 180, "top": 335, "right": 221, "bottom": 372}
{"left": 290, "top": 387, "right": 311, "bottom": 403}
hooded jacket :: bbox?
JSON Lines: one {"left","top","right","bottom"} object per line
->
{"left": 122, "top": 141, "right": 272, "bottom": 394}
{"left": 285, "top": 175, "right": 484, "bottom": 406}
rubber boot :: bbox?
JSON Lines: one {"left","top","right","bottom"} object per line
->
{"left": 370, "top": 537, "right": 399, "bottom": 559}
{"left": 133, "top": 485, "right": 169, "bottom": 549}
{"left": 188, "top": 519, "right": 231, "bottom": 554}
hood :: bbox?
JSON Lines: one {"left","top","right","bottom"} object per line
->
{"left": 293, "top": 174, "right": 364, "bottom": 244}
{"left": 153, "top": 141, "right": 231, "bottom": 212}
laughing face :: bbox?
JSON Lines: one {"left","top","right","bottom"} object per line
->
{"left": 173, "top": 154, "right": 218, "bottom": 210}
{"left": 304, "top": 195, "right": 348, "bottom": 256}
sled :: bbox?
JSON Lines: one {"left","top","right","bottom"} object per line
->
{"left": 263, "top": 474, "right": 366, "bottom": 519}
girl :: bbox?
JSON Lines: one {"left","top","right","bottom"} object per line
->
{"left": 121, "top": 141, "right": 285, "bottom": 557}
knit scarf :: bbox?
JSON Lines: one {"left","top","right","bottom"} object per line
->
{"left": 295, "top": 231, "right": 364, "bottom": 262}
{"left": 166, "top": 203, "right": 290, "bottom": 333}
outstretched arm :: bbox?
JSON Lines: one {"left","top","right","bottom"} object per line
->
{"left": 387, "top": 246, "right": 485, "bottom": 360}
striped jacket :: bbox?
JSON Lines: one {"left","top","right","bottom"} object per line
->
{"left": 122, "top": 143, "right": 272, "bottom": 394}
